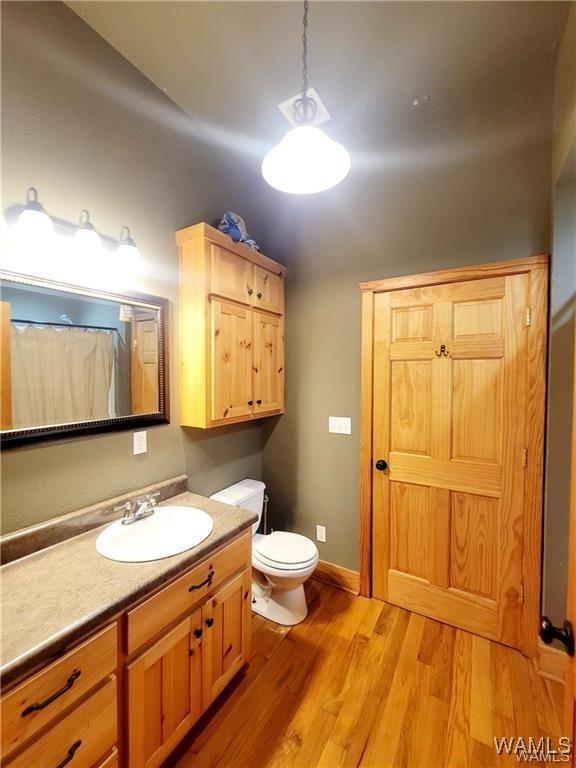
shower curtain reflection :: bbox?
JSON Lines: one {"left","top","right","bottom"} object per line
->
{"left": 11, "top": 324, "right": 114, "bottom": 428}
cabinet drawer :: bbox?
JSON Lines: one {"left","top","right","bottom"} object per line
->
{"left": 6, "top": 676, "right": 117, "bottom": 768}
{"left": 1, "top": 623, "right": 117, "bottom": 758}
{"left": 126, "top": 531, "right": 251, "bottom": 654}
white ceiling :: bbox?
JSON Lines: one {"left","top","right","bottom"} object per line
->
{"left": 66, "top": 1, "right": 570, "bottom": 167}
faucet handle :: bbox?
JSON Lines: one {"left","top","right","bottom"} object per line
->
{"left": 114, "top": 500, "right": 133, "bottom": 514}
{"left": 135, "top": 491, "right": 161, "bottom": 507}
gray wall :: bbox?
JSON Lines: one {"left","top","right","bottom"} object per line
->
{"left": 0, "top": 1, "right": 269, "bottom": 533}
{"left": 544, "top": 179, "right": 576, "bottom": 623}
{"left": 263, "top": 68, "right": 554, "bottom": 575}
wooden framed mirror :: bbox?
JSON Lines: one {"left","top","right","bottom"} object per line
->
{"left": 0, "top": 270, "right": 169, "bottom": 447}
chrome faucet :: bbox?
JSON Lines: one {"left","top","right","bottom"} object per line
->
{"left": 114, "top": 492, "right": 160, "bottom": 525}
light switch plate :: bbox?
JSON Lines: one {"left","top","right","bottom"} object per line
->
{"left": 316, "top": 525, "right": 327, "bottom": 543}
{"left": 133, "top": 431, "right": 147, "bottom": 455}
{"left": 328, "top": 416, "right": 352, "bottom": 435}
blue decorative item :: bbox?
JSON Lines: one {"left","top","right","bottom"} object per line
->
{"left": 218, "top": 212, "right": 260, "bottom": 251}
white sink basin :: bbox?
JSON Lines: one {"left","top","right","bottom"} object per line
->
{"left": 96, "top": 505, "right": 214, "bottom": 562}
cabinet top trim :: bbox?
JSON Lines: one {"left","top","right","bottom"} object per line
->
{"left": 176, "top": 222, "right": 287, "bottom": 278}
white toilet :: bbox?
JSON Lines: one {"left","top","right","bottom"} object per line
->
{"left": 210, "top": 479, "right": 319, "bottom": 625}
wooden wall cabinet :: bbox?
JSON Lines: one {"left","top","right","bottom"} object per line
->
{"left": 177, "top": 222, "right": 286, "bottom": 428}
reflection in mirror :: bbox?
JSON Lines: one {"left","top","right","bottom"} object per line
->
{"left": 0, "top": 273, "right": 168, "bottom": 444}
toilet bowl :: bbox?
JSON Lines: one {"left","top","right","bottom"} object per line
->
{"left": 210, "top": 480, "right": 319, "bottom": 625}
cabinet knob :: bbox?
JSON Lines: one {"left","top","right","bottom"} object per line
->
{"left": 256, "top": 399, "right": 262, "bottom": 405}
{"left": 257, "top": 292, "right": 262, "bottom": 300}
{"left": 193, "top": 627, "right": 203, "bottom": 639}
{"left": 248, "top": 400, "right": 254, "bottom": 406}
{"left": 205, "top": 617, "right": 215, "bottom": 628}
{"left": 247, "top": 287, "right": 253, "bottom": 296}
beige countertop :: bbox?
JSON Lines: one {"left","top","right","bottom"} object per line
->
{"left": 1, "top": 492, "right": 256, "bottom": 688}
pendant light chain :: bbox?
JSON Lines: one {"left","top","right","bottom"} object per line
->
{"left": 293, "top": 0, "right": 317, "bottom": 125}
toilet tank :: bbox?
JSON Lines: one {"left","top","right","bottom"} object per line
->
{"left": 210, "top": 479, "right": 265, "bottom": 536}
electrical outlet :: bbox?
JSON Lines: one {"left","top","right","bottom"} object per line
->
{"left": 316, "top": 525, "right": 326, "bottom": 543}
{"left": 133, "top": 431, "right": 147, "bottom": 455}
{"left": 328, "top": 416, "right": 351, "bottom": 435}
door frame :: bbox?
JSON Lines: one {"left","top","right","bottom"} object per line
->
{"left": 358, "top": 254, "right": 549, "bottom": 657}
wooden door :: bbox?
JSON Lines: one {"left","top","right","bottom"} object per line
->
{"left": 253, "top": 310, "right": 284, "bottom": 415}
{"left": 131, "top": 318, "right": 159, "bottom": 414}
{"left": 211, "top": 300, "right": 254, "bottom": 422}
{"left": 0, "top": 301, "right": 12, "bottom": 429}
{"left": 372, "top": 273, "right": 532, "bottom": 650}
{"left": 211, "top": 245, "right": 253, "bottom": 306}
{"left": 253, "top": 266, "right": 284, "bottom": 314}
{"left": 127, "top": 611, "right": 202, "bottom": 768}
{"left": 201, "top": 569, "right": 251, "bottom": 709}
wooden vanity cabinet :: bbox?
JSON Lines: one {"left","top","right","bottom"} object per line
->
{"left": 1, "top": 528, "right": 253, "bottom": 768}
{"left": 177, "top": 222, "right": 286, "bottom": 428}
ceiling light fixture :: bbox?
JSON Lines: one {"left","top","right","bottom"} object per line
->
{"left": 261, "top": 0, "right": 351, "bottom": 194}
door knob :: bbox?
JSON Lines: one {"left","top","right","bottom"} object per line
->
{"left": 375, "top": 459, "right": 388, "bottom": 471}
{"left": 540, "top": 616, "right": 574, "bottom": 656}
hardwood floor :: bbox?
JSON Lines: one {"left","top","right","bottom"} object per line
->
{"left": 171, "top": 582, "right": 565, "bottom": 768}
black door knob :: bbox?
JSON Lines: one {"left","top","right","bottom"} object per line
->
{"left": 375, "top": 459, "right": 388, "bottom": 472}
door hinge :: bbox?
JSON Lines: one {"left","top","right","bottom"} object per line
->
{"left": 519, "top": 583, "right": 525, "bottom": 605}
{"left": 525, "top": 307, "right": 532, "bottom": 327}
{"left": 522, "top": 448, "right": 528, "bottom": 467}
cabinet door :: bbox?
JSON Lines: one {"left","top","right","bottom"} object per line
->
{"left": 211, "top": 300, "right": 254, "bottom": 422}
{"left": 127, "top": 611, "right": 202, "bottom": 768}
{"left": 253, "top": 266, "right": 284, "bottom": 314}
{"left": 253, "top": 311, "right": 284, "bottom": 415}
{"left": 211, "top": 245, "right": 253, "bottom": 305}
{"left": 201, "top": 569, "right": 252, "bottom": 709}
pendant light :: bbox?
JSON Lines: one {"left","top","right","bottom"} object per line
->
{"left": 262, "top": 0, "right": 350, "bottom": 194}
{"left": 17, "top": 187, "right": 54, "bottom": 237}
{"left": 73, "top": 209, "right": 102, "bottom": 253}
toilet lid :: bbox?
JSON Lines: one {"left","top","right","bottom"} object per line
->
{"left": 253, "top": 531, "right": 318, "bottom": 567}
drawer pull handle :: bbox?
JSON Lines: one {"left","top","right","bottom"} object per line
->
{"left": 205, "top": 617, "right": 215, "bottom": 628}
{"left": 188, "top": 569, "right": 215, "bottom": 592}
{"left": 55, "top": 739, "right": 82, "bottom": 768}
{"left": 21, "top": 669, "right": 82, "bottom": 717}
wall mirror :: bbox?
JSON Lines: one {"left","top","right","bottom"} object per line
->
{"left": 0, "top": 271, "right": 169, "bottom": 447}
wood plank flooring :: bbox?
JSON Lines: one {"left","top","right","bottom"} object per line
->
{"left": 171, "top": 582, "right": 565, "bottom": 768}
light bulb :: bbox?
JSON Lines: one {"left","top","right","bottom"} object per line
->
{"left": 262, "top": 125, "right": 351, "bottom": 194}
{"left": 73, "top": 226, "right": 102, "bottom": 252}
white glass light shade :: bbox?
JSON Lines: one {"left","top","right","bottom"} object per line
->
{"left": 17, "top": 207, "right": 54, "bottom": 238}
{"left": 116, "top": 241, "right": 142, "bottom": 272}
{"left": 261, "top": 125, "right": 351, "bottom": 194}
{"left": 73, "top": 226, "right": 102, "bottom": 253}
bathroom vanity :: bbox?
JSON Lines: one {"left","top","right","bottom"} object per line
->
{"left": 0, "top": 482, "right": 256, "bottom": 768}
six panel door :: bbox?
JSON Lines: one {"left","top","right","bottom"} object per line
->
{"left": 201, "top": 569, "right": 252, "bottom": 709}
{"left": 252, "top": 310, "right": 285, "bottom": 415}
{"left": 211, "top": 299, "right": 254, "bottom": 422}
{"left": 372, "top": 274, "right": 529, "bottom": 648}
{"left": 210, "top": 245, "right": 253, "bottom": 305}
{"left": 127, "top": 611, "right": 202, "bottom": 768}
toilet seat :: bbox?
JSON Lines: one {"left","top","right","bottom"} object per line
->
{"left": 253, "top": 531, "right": 318, "bottom": 572}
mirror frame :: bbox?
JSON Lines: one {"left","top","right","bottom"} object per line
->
{"left": 0, "top": 270, "right": 170, "bottom": 448}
